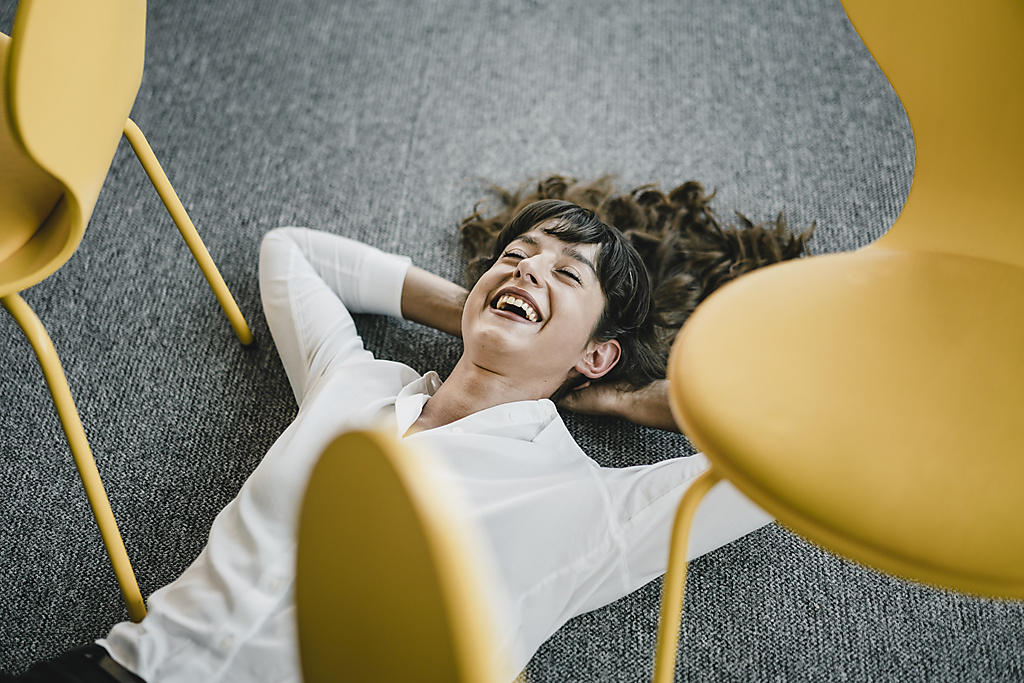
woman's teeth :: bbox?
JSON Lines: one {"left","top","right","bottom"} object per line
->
{"left": 495, "top": 293, "right": 539, "bottom": 322}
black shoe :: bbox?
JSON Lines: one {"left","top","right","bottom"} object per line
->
{"left": 3, "top": 645, "right": 144, "bottom": 683}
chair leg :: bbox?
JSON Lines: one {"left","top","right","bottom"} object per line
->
{"left": 121, "top": 118, "right": 253, "bottom": 346}
{"left": 652, "top": 466, "right": 721, "bottom": 683}
{"left": 2, "top": 293, "right": 147, "bottom": 623}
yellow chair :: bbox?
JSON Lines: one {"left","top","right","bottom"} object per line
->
{"left": 652, "top": 0, "right": 1024, "bottom": 680}
{"left": 296, "top": 430, "right": 505, "bottom": 683}
{"left": 1, "top": 0, "right": 252, "bottom": 622}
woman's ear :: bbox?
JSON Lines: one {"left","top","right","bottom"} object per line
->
{"left": 575, "top": 339, "right": 622, "bottom": 380}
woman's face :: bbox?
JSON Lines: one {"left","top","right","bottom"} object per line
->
{"left": 461, "top": 223, "right": 619, "bottom": 395}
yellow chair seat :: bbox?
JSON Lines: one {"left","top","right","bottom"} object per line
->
{"left": 670, "top": 247, "right": 1024, "bottom": 599}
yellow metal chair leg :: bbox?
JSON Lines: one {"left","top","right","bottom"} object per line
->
{"left": 121, "top": 119, "right": 253, "bottom": 345}
{"left": 2, "top": 293, "right": 147, "bottom": 623}
{"left": 652, "top": 466, "right": 721, "bottom": 683}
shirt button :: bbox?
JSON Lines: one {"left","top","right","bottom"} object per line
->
{"left": 451, "top": 426, "right": 464, "bottom": 434}
{"left": 508, "top": 410, "right": 519, "bottom": 423}
{"left": 218, "top": 635, "right": 235, "bottom": 652}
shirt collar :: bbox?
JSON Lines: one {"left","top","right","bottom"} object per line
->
{"left": 394, "top": 371, "right": 560, "bottom": 441}
{"left": 394, "top": 371, "right": 443, "bottom": 435}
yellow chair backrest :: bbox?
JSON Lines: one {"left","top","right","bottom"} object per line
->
{"left": 1, "top": 0, "right": 146, "bottom": 295}
{"left": 849, "top": 0, "right": 1024, "bottom": 265}
{"left": 296, "top": 430, "right": 505, "bottom": 683}
{"left": 7, "top": 0, "right": 145, "bottom": 216}
{"left": 0, "top": 32, "right": 62, "bottom": 265}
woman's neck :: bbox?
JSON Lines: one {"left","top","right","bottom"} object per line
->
{"left": 407, "top": 356, "right": 553, "bottom": 434}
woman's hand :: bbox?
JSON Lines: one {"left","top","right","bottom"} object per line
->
{"left": 558, "top": 379, "right": 680, "bottom": 432}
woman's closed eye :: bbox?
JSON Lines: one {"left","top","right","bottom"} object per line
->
{"left": 502, "top": 248, "right": 582, "bottom": 284}
{"left": 558, "top": 268, "right": 583, "bottom": 285}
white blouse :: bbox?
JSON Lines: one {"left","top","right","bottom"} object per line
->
{"left": 101, "top": 227, "right": 771, "bottom": 682}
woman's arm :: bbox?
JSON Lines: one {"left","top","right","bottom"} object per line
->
{"left": 260, "top": 228, "right": 469, "bottom": 402}
{"left": 558, "top": 379, "right": 681, "bottom": 433}
{"left": 260, "top": 227, "right": 412, "bottom": 403}
{"left": 400, "top": 266, "right": 467, "bottom": 338}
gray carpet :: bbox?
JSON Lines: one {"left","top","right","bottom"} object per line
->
{"left": 1, "top": 0, "right": 1021, "bottom": 680}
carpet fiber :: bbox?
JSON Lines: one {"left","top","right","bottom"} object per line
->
{"left": 1, "top": 0, "right": 1021, "bottom": 679}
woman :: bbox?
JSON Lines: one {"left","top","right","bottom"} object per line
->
{"left": 9, "top": 179, "right": 811, "bottom": 683}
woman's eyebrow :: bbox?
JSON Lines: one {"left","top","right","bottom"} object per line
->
{"left": 564, "top": 246, "right": 597, "bottom": 276}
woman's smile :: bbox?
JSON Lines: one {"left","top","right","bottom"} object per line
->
{"left": 490, "top": 286, "right": 543, "bottom": 323}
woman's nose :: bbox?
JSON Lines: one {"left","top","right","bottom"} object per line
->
{"left": 515, "top": 256, "right": 541, "bottom": 285}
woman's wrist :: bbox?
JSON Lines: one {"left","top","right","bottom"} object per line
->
{"left": 559, "top": 379, "right": 680, "bottom": 433}
{"left": 400, "top": 266, "right": 467, "bottom": 337}
{"left": 618, "top": 380, "right": 680, "bottom": 432}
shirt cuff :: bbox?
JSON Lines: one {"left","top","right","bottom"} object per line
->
{"left": 358, "top": 247, "right": 412, "bottom": 319}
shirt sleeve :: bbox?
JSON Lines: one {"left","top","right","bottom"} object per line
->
{"left": 259, "top": 227, "right": 412, "bottom": 405}
{"left": 604, "top": 455, "right": 774, "bottom": 598}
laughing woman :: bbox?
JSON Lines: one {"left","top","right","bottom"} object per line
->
{"left": 8, "top": 178, "right": 812, "bottom": 683}
{"left": 461, "top": 175, "right": 814, "bottom": 428}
